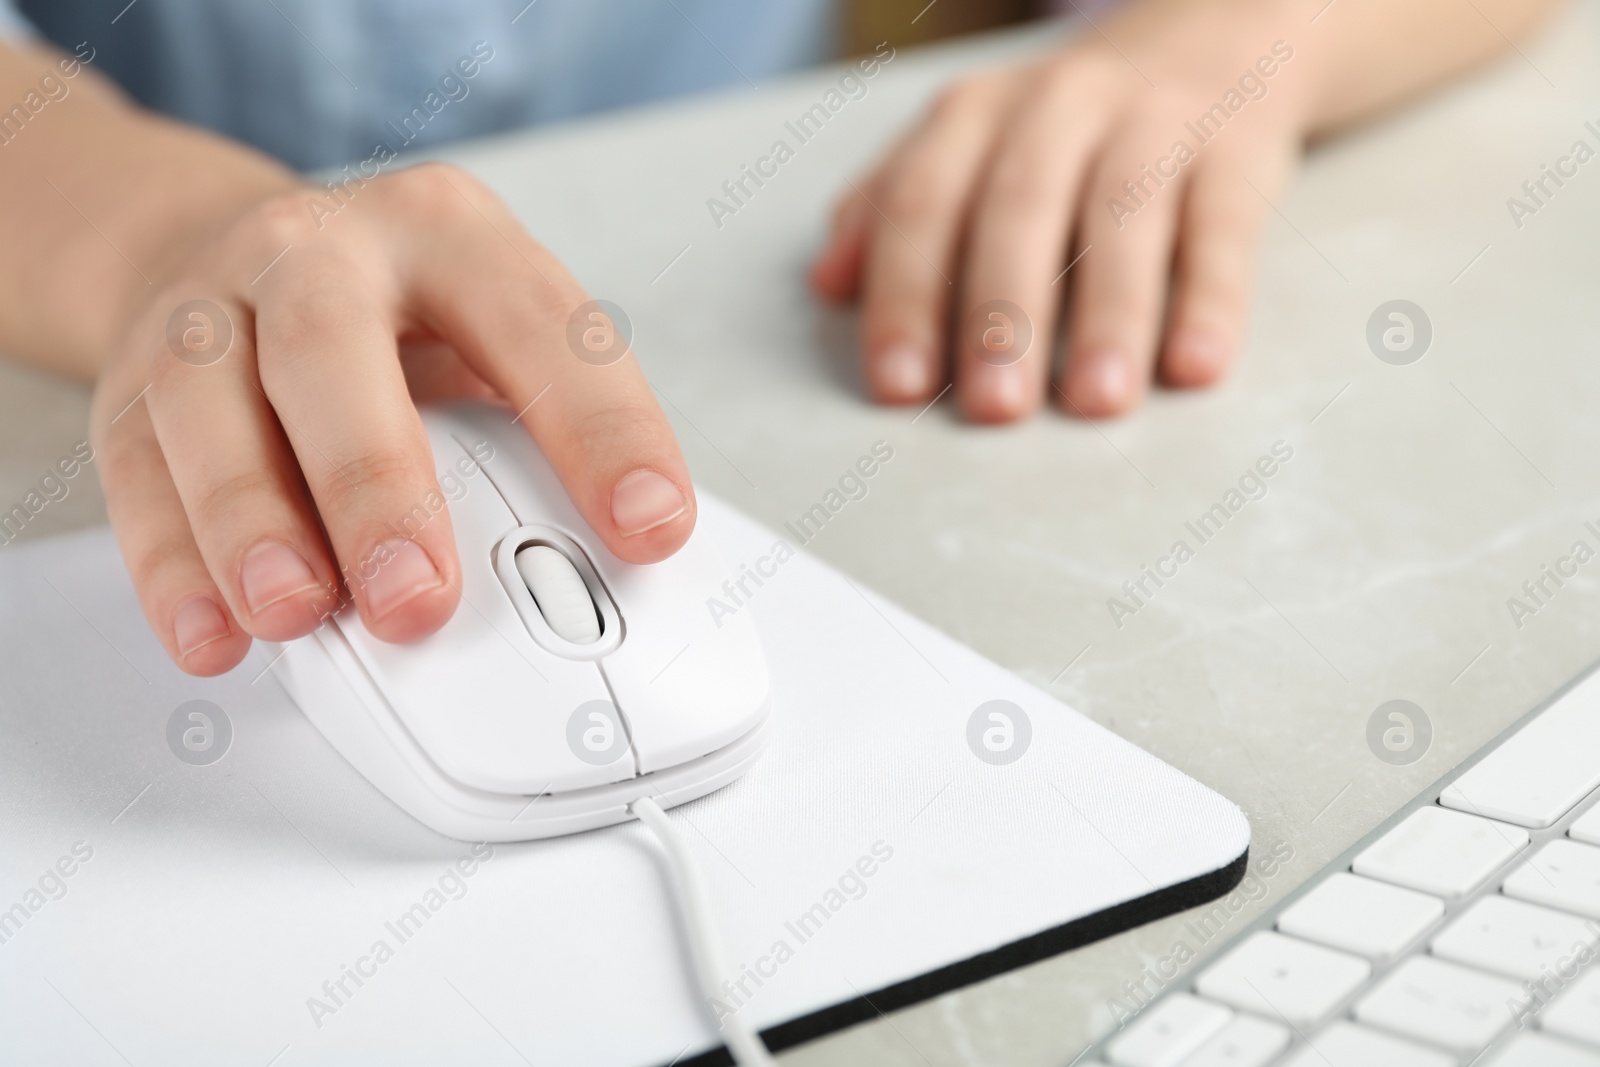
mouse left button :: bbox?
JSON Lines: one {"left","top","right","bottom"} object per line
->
{"left": 332, "top": 428, "right": 633, "bottom": 795}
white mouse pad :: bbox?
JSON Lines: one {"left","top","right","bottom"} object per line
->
{"left": 0, "top": 498, "right": 1248, "bottom": 1066}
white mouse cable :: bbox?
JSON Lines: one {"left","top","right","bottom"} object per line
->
{"left": 630, "top": 795, "right": 778, "bottom": 1067}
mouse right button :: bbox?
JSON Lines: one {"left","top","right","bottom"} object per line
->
{"left": 594, "top": 532, "right": 771, "bottom": 773}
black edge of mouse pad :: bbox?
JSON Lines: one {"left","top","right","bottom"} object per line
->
{"left": 671, "top": 846, "right": 1251, "bottom": 1066}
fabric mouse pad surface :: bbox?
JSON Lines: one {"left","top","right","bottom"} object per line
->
{"left": 0, "top": 497, "right": 1248, "bottom": 1066}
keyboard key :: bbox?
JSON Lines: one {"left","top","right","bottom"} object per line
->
{"left": 1430, "top": 894, "right": 1599, "bottom": 980}
{"left": 1277, "top": 872, "right": 1443, "bottom": 961}
{"left": 1277, "top": 1021, "right": 1455, "bottom": 1067}
{"left": 1481, "top": 1031, "right": 1600, "bottom": 1066}
{"left": 1354, "top": 955, "right": 1522, "bottom": 1055}
{"left": 1353, "top": 806, "right": 1528, "bottom": 897}
{"left": 1177, "top": 1014, "right": 1288, "bottom": 1066}
{"left": 1503, "top": 839, "right": 1600, "bottom": 918}
{"left": 1440, "top": 675, "right": 1600, "bottom": 828}
{"left": 1569, "top": 801, "right": 1600, "bottom": 846}
{"left": 1194, "top": 931, "right": 1369, "bottom": 1028}
{"left": 1106, "top": 993, "right": 1232, "bottom": 1067}
{"left": 1542, "top": 966, "right": 1600, "bottom": 1044}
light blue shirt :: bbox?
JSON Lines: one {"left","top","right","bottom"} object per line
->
{"left": 1, "top": 0, "right": 834, "bottom": 169}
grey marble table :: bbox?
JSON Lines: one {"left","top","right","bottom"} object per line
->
{"left": 4, "top": 4, "right": 1600, "bottom": 1063}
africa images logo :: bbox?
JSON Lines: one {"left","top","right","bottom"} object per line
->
{"left": 166, "top": 700, "right": 232, "bottom": 766}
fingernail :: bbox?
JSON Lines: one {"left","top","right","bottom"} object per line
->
{"left": 363, "top": 539, "right": 443, "bottom": 620}
{"left": 611, "top": 469, "right": 687, "bottom": 537}
{"left": 240, "top": 541, "right": 321, "bottom": 615}
{"left": 877, "top": 344, "right": 931, "bottom": 399}
{"left": 969, "top": 367, "right": 1027, "bottom": 417}
{"left": 1170, "top": 331, "right": 1227, "bottom": 382}
{"left": 173, "top": 595, "right": 229, "bottom": 659}
{"left": 1079, "top": 353, "right": 1131, "bottom": 411}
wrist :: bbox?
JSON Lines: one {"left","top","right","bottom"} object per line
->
{"left": 1204, "top": 0, "right": 1327, "bottom": 137}
{"left": 1094, "top": 0, "right": 1326, "bottom": 137}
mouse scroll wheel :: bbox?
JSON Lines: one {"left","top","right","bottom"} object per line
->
{"left": 514, "top": 545, "right": 602, "bottom": 644}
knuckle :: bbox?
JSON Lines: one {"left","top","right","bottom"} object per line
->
{"left": 236, "top": 194, "right": 322, "bottom": 251}
{"left": 143, "top": 298, "right": 212, "bottom": 383}
{"left": 1034, "top": 57, "right": 1099, "bottom": 103}
{"left": 1069, "top": 44, "right": 1145, "bottom": 92}
{"left": 1130, "top": 84, "right": 1193, "bottom": 126}
{"left": 566, "top": 403, "right": 669, "bottom": 467}
{"left": 832, "top": 186, "right": 866, "bottom": 229}
{"left": 128, "top": 532, "right": 196, "bottom": 594}
{"left": 407, "top": 160, "right": 476, "bottom": 192}
{"left": 1089, "top": 164, "right": 1126, "bottom": 203}
{"left": 95, "top": 422, "right": 158, "bottom": 490}
{"left": 189, "top": 468, "right": 281, "bottom": 531}
{"left": 382, "top": 161, "right": 484, "bottom": 221}
{"left": 143, "top": 327, "right": 184, "bottom": 388}
{"left": 320, "top": 446, "right": 425, "bottom": 517}
{"left": 377, "top": 163, "right": 558, "bottom": 277}
{"left": 1091, "top": 156, "right": 1162, "bottom": 212}
{"left": 259, "top": 281, "right": 369, "bottom": 367}
{"left": 879, "top": 169, "right": 957, "bottom": 226}
{"left": 984, "top": 148, "right": 1060, "bottom": 211}
{"left": 928, "top": 75, "right": 997, "bottom": 123}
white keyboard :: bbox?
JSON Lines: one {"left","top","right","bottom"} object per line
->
{"left": 1083, "top": 664, "right": 1600, "bottom": 1067}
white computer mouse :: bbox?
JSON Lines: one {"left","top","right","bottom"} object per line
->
{"left": 266, "top": 401, "right": 771, "bottom": 842}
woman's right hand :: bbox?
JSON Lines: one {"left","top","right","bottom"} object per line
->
{"left": 91, "top": 163, "right": 695, "bottom": 676}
